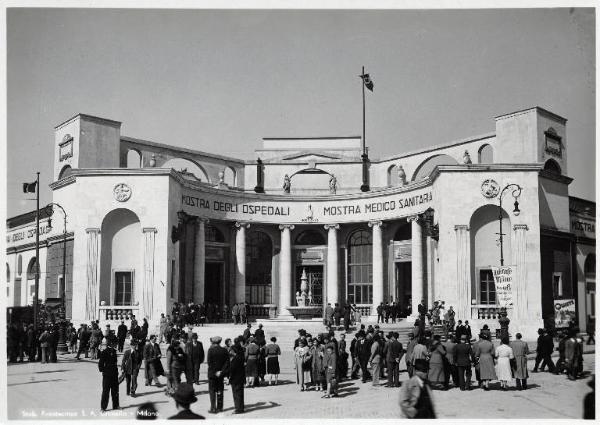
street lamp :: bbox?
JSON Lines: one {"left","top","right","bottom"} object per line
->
{"left": 497, "top": 183, "right": 522, "bottom": 266}
{"left": 45, "top": 202, "right": 68, "bottom": 354}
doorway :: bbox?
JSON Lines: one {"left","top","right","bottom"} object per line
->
{"left": 205, "top": 262, "right": 224, "bottom": 306}
{"left": 295, "top": 265, "right": 324, "bottom": 306}
{"left": 395, "top": 262, "right": 412, "bottom": 317}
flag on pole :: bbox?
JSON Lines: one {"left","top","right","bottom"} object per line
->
{"left": 360, "top": 73, "right": 374, "bottom": 91}
{"left": 22, "top": 181, "right": 37, "bottom": 193}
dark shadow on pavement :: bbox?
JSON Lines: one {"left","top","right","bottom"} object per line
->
{"left": 36, "top": 369, "right": 71, "bottom": 374}
{"left": 8, "top": 379, "right": 66, "bottom": 386}
{"left": 244, "top": 401, "right": 281, "bottom": 413}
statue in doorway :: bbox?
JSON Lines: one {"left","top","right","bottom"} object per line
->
{"left": 463, "top": 150, "right": 472, "bottom": 164}
{"left": 283, "top": 174, "right": 291, "bottom": 193}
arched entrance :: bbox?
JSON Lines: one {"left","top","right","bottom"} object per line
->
{"left": 392, "top": 221, "right": 412, "bottom": 316}
{"left": 26, "top": 257, "right": 37, "bottom": 305}
{"left": 294, "top": 229, "right": 326, "bottom": 306}
{"left": 204, "top": 224, "right": 227, "bottom": 306}
{"left": 245, "top": 231, "right": 273, "bottom": 304}
{"left": 470, "top": 205, "right": 511, "bottom": 316}
{"left": 100, "top": 209, "right": 142, "bottom": 308}
{"left": 347, "top": 229, "right": 373, "bottom": 305}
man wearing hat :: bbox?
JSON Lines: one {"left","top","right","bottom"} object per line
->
{"left": 254, "top": 323, "right": 266, "bottom": 347}
{"left": 242, "top": 324, "right": 252, "bottom": 343}
{"left": 399, "top": 359, "right": 436, "bottom": 419}
{"left": 385, "top": 332, "right": 403, "bottom": 387}
{"left": 454, "top": 335, "right": 474, "bottom": 391}
{"left": 98, "top": 338, "right": 120, "bottom": 412}
{"left": 168, "top": 383, "right": 205, "bottom": 419}
{"left": 207, "top": 336, "right": 230, "bottom": 414}
{"left": 185, "top": 333, "right": 205, "bottom": 385}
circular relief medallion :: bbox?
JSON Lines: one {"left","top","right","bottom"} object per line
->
{"left": 113, "top": 183, "right": 132, "bottom": 202}
{"left": 481, "top": 179, "right": 499, "bottom": 199}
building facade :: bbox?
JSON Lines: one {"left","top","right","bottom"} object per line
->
{"left": 5, "top": 106, "right": 595, "bottom": 339}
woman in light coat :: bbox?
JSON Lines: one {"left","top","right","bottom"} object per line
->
{"left": 495, "top": 336, "right": 514, "bottom": 390}
{"left": 294, "top": 339, "right": 312, "bottom": 391}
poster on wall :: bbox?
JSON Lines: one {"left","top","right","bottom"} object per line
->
{"left": 554, "top": 299, "right": 576, "bottom": 328}
{"left": 491, "top": 266, "right": 514, "bottom": 307}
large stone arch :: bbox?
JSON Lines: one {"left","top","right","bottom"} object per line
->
{"left": 99, "top": 208, "right": 142, "bottom": 307}
{"left": 411, "top": 154, "right": 459, "bottom": 181}
{"left": 469, "top": 204, "right": 511, "bottom": 307}
{"left": 163, "top": 157, "right": 210, "bottom": 182}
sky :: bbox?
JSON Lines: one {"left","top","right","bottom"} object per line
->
{"left": 6, "top": 7, "right": 596, "bottom": 217}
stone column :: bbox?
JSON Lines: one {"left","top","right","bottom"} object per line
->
{"left": 85, "top": 228, "right": 100, "bottom": 320}
{"left": 278, "top": 224, "right": 295, "bottom": 316}
{"left": 408, "top": 215, "right": 424, "bottom": 318}
{"left": 454, "top": 225, "right": 471, "bottom": 320}
{"left": 513, "top": 224, "right": 529, "bottom": 320}
{"left": 234, "top": 222, "right": 250, "bottom": 303}
{"left": 369, "top": 220, "right": 384, "bottom": 314}
{"left": 142, "top": 227, "right": 157, "bottom": 320}
{"left": 324, "top": 224, "right": 340, "bottom": 306}
{"left": 194, "top": 218, "right": 208, "bottom": 305}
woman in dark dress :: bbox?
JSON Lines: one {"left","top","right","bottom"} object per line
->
{"left": 264, "top": 337, "right": 282, "bottom": 385}
{"left": 245, "top": 337, "right": 260, "bottom": 388}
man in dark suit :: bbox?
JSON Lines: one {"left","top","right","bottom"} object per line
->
{"left": 455, "top": 320, "right": 465, "bottom": 341}
{"left": 324, "top": 303, "right": 334, "bottom": 327}
{"left": 228, "top": 340, "right": 245, "bottom": 414}
{"left": 207, "top": 336, "right": 230, "bottom": 414}
{"left": 121, "top": 341, "right": 142, "bottom": 397}
{"left": 454, "top": 335, "right": 473, "bottom": 391}
{"left": 98, "top": 339, "right": 120, "bottom": 411}
{"left": 231, "top": 303, "right": 239, "bottom": 324}
{"left": 334, "top": 303, "right": 342, "bottom": 327}
{"left": 356, "top": 332, "right": 371, "bottom": 383}
{"left": 75, "top": 324, "right": 91, "bottom": 360}
{"left": 254, "top": 324, "right": 266, "bottom": 347}
{"left": 168, "top": 383, "right": 205, "bottom": 419}
{"left": 239, "top": 303, "right": 247, "bottom": 324}
{"left": 185, "top": 333, "right": 205, "bottom": 385}
{"left": 463, "top": 320, "right": 472, "bottom": 341}
{"left": 385, "top": 332, "right": 403, "bottom": 387}
{"left": 117, "top": 321, "right": 128, "bottom": 353}
{"left": 242, "top": 324, "right": 252, "bottom": 343}
{"left": 417, "top": 299, "right": 427, "bottom": 323}
{"left": 405, "top": 332, "right": 417, "bottom": 378}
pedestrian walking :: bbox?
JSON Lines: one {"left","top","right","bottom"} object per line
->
{"left": 509, "top": 333, "right": 529, "bottom": 390}
{"left": 369, "top": 334, "right": 383, "bottom": 386}
{"left": 565, "top": 328, "right": 584, "bottom": 380}
{"left": 38, "top": 327, "right": 49, "bottom": 364}
{"left": 399, "top": 359, "right": 436, "bottom": 419}
{"left": 143, "top": 336, "right": 163, "bottom": 386}
{"left": 121, "top": 341, "right": 142, "bottom": 397}
{"left": 245, "top": 337, "right": 260, "bottom": 387}
{"left": 184, "top": 333, "right": 205, "bottom": 385}
{"left": 323, "top": 345, "right": 337, "bottom": 398}
{"left": 117, "top": 320, "right": 127, "bottom": 353}
{"left": 166, "top": 339, "right": 187, "bottom": 395}
{"left": 495, "top": 336, "right": 514, "bottom": 390}
{"left": 98, "top": 339, "right": 120, "bottom": 412}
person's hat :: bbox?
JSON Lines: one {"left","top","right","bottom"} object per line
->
{"left": 172, "top": 383, "right": 197, "bottom": 405}
{"left": 210, "top": 336, "right": 222, "bottom": 344}
{"left": 387, "top": 332, "right": 394, "bottom": 339}
{"left": 414, "top": 359, "right": 428, "bottom": 372}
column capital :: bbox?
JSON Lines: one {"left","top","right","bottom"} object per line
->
{"left": 407, "top": 215, "right": 419, "bottom": 223}
{"left": 279, "top": 224, "right": 295, "bottom": 231}
{"left": 142, "top": 227, "right": 158, "bottom": 234}
{"left": 454, "top": 225, "right": 470, "bottom": 232}
{"left": 513, "top": 224, "right": 529, "bottom": 231}
{"left": 234, "top": 221, "right": 250, "bottom": 229}
{"left": 85, "top": 228, "right": 101, "bottom": 234}
{"left": 195, "top": 217, "right": 210, "bottom": 225}
{"left": 324, "top": 223, "right": 340, "bottom": 230}
{"left": 368, "top": 220, "right": 383, "bottom": 228}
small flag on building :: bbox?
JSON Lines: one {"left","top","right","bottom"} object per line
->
{"left": 22, "top": 181, "right": 37, "bottom": 193}
{"left": 360, "top": 73, "right": 374, "bottom": 91}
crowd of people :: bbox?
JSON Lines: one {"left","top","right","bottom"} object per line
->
{"left": 5, "top": 298, "right": 593, "bottom": 419}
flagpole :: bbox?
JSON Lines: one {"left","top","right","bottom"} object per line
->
{"left": 33, "top": 172, "right": 40, "bottom": 335}
{"left": 360, "top": 66, "right": 370, "bottom": 192}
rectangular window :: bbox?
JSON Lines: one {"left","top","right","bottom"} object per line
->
{"left": 114, "top": 271, "right": 133, "bottom": 306}
{"left": 479, "top": 269, "right": 496, "bottom": 305}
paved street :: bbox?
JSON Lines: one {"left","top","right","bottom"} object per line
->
{"left": 6, "top": 326, "right": 595, "bottom": 420}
